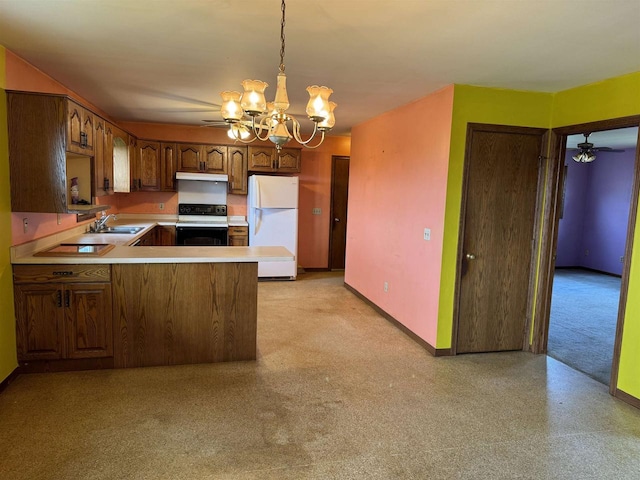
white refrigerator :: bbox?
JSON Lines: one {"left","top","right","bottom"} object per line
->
{"left": 248, "top": 175, "right": 299, "bottom": 279}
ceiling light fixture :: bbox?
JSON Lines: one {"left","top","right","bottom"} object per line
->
{"left": 220, "top": 0, "right": 336, "bottom": 150}
{"left": 572, "top": 151, "right": 596, "bottom": 163}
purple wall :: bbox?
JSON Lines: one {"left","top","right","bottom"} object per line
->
{"left": 556, "top": 148, "right": 637, "bottom": 275}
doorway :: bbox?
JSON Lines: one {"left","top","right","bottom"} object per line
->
{"left": 453, "top": 124, "right": 548, "bottom": 354}
{"left": 547, "top": 127, "right": 639, "bottom": 386}
{"left": 329, "top": 156, "right": 350, "bottom": 270}
{"left": 533, "top": 116, "right": 640, "bottom": 398}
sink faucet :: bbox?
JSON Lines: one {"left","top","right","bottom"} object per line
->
{"left": 93, "top": 212, "right": 117, "bottom": 232}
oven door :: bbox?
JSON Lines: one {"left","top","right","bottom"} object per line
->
{"left": 176, "top": 226, "right": 228, "bottom": 246}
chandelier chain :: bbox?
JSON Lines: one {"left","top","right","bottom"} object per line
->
{"left": 279, "top": 0, "right": 286, "bottom": 73}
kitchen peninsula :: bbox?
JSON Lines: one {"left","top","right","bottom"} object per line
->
{"left": 11, "top": 220, "right": 293, "bottom": 372}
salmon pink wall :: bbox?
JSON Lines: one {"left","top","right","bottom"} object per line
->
{"left": 345, "top": 86, "right": 454, "bottom": 347}
{"left": 298, "top": 136, "right": 351, "bottom": 268}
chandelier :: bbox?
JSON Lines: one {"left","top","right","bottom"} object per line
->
{"left": 219, "top": 0, "right": 336, "bottom": 150}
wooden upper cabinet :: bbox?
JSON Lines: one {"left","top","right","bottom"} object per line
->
{"left": 161, "top": 143, "right": 177, "bottom": 191}
{"left": 248, "top": 146, "right": 276, "bottom": 172}
{"left": 66, "top": 100, "right": 94, "bottom": 155}
{"left": 137, "top": 140, "right": 161, "bottom": 191}
{"left": 203, "top": 145, "right": 227, "bottom": 174}
{"left": 177, "top": 143, "right": 204, "bottom": 172}
{"left": 248, "top": 146, "right": 300, "bottom": 173}
{"left": 276, "top": 148, "right": 301, "bottom": 172}
{"left": 228, "top": 146, "right": 248, "bottom": 195}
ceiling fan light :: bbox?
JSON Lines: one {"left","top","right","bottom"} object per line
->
{"left": 220, "top": 91, "right": 243, "bottom": 122}
{"left": 572, "top": 151, "right": 596, "bottom": 163}
{"left": 306, "top": 85, "right": 333, "bottom": 122}
{"left": 228, "top": 123, "right": 250, "bottom": 140}
{"left": 240, "top": 79, "right": 268, "bottom": 116}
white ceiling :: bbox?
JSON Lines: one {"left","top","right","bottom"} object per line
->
{"left": 0, "top": 0, "right": 639, "bottom": 137}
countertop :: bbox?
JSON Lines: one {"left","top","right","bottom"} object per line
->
{"left": 11, "top": 216, "right": 290, "bottom": 265}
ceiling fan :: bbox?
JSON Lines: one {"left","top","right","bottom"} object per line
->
{"left": 568, "top": 132, "right": 625, "bottom": 163}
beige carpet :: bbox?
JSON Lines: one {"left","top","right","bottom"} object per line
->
{"left": 1, "top": 272, "right": 640, "bottom": 479}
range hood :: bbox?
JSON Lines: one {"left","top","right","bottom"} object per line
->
{"left": 176, "top": 172, "right": 229, "bottom": 182}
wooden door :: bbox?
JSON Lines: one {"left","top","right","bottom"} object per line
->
{"left": 329, "top": 156, "right": 350, "bottom": 270}
{"left": 65, "top": 283, "right": 113, "bottom": 359}
{"left": 456, "top": 124, "right": 546, "bottom": 353}
{"left": 203, "top": 145, "right": 227, "bottom": 174}
{"left": 129, "top": 135, "right": 138, "bottom": 191}
{"left": 228, "top": 146, "right": 248, "bottom": 194}
{"left": 137, "top": 140, "right": 161, "bottom": 191}
{"left": 14, "top": 284, "right": 64, "bottom": 360}
{"left": 66, "top": 100, "right": 84, "bottom": 154}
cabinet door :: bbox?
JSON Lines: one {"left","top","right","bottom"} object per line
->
{"left": 93, "top": 118, "right": 107, "bottom": 196}
{"left": 228, "top": 146, "right": 248, "bottom": 195}
{"left": 103, "top": 122, "right": 114, "bottom": 194}
{"left": 203, "top": 145, "right": 227, "bottom": 174}
{"left": 66, "top": 101, "right": 94, "bottom": 155}
{"left": 14, "top": 284, "right": 65, "bottom": 360}
{"left": 65, "top": 283, "right": 113, "bottom": 359}
{"left": 137, "top": 140, "right": 161, "bottom": 191}
{"left": 248, "top": 146, "right": 275, "bottom": 172}
{"left": 155, "top": 225, "right": 176, "bottom": 246}
{"left": 129, "top": 135, "right": 139, "bottom": 191}
{"left": 228, "top": 226, "right": 248, "bottom": 246}
{"left": 161, "top": 143, "right": 177, "bottom": 191}
{"left": 276, "top": 148, "right": 301, "bottom": 172}
{"left": 177, "top": 143, "right": 204, "bottom": 172}
{"left": 112, "top": 127, "right": 130, "bottom": 193}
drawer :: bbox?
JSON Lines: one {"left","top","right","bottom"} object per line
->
{"left": 13, "top": 264, "right": 112, "bottom": 284}
{"left": 228, "top": 226, "right": 248, "bottom": 235}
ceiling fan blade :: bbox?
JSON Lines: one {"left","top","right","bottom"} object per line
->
{"left": 593, "top": 147, "right": 626, "bottom": 153}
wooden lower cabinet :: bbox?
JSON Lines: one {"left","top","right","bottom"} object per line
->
{"left": 228, "top": 226, "right": 248, "bottom": 246}
{"left": 13, "top": 265, "right": 113, "bottom": 361}
{"left": 112, "top": 262, "right": 257, "bottom": 368}
{"left": 155, "top": 226, "right": 176, "bottom": 246}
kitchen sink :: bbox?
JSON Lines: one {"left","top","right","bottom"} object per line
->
{"left": 87, "top": 226, "right": 145, "bottom": 235}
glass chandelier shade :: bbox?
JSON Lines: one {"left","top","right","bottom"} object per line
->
{"left": 219, "top": 0, "right": 335, "bottom": 150}
{"left": 572, "top": 151, "right": 596, "bottom": 163}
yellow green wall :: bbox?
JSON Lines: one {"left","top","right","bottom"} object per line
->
{"left": 436, "top": 85, "right": 554, "bottom": 348}
{"left": 0, "top": 45, "right": 18, "bottom": 383}
{"left": 551, "top": 73, "right": 640, "bottom": 399}
{"left": 436, "top": 74, "right": 640, "bottom": 400}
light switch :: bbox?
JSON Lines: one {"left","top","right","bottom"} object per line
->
{"left": 423, "top": 228, "right": 431, "bottom": 241}
{"left": 312, "top": 208, "right": 322, "bottom": 215}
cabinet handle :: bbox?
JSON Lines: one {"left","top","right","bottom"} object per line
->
{"left": 104, "top": 177, "right": 110, "bottom": 191}
{"left": 56, "top": 290, "right": 62, "bottom": 308}
{"left": 80, "top": 131, "right": 88, "bottom": 148}
{"left": 64, "top": 290, "right": 70, "bottom": 308}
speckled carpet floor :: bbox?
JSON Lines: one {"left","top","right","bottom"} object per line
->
{"left": 1, "top": 272, "right": 640, "bottom": 479}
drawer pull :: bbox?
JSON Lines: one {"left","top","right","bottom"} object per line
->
{"left": 64, "top": 290, "right": 70, "bottom": 308}
{"left": 53, "top": 271, "right": 75, "bottom": 276}
{"left": 56, "top": 290, "right": 62, "bottom": 308}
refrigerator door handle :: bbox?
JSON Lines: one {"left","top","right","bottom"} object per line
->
{"left": 254, "top": 208, "right": 262, "bottom": 236}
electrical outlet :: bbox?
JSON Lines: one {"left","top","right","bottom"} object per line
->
{"left": 585, "top": 249, "right": 589, "bottom": 256}
{"left": 23, "top": 218, "right": 28, "bottom": 233}
{"left": 312, "top": 208, "right": 321, "bottom": 215}
{"left": 620, "top": 256, "right": 624, "bottom": 263}
{"left": 423, "top": 228, "right": 431, "bottom": 241}
{"left": 57, "top": 213, "right": 62, "bottom": 225}
{"left": 159, "top": 203, "right": 165, "bottom": 210}
{"left": 384, "top": 281, "right": 388, "bottom": 292}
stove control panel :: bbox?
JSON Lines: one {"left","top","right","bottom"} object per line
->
{"left": 178, "top": 203, "right": 227, "bottom": 216}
